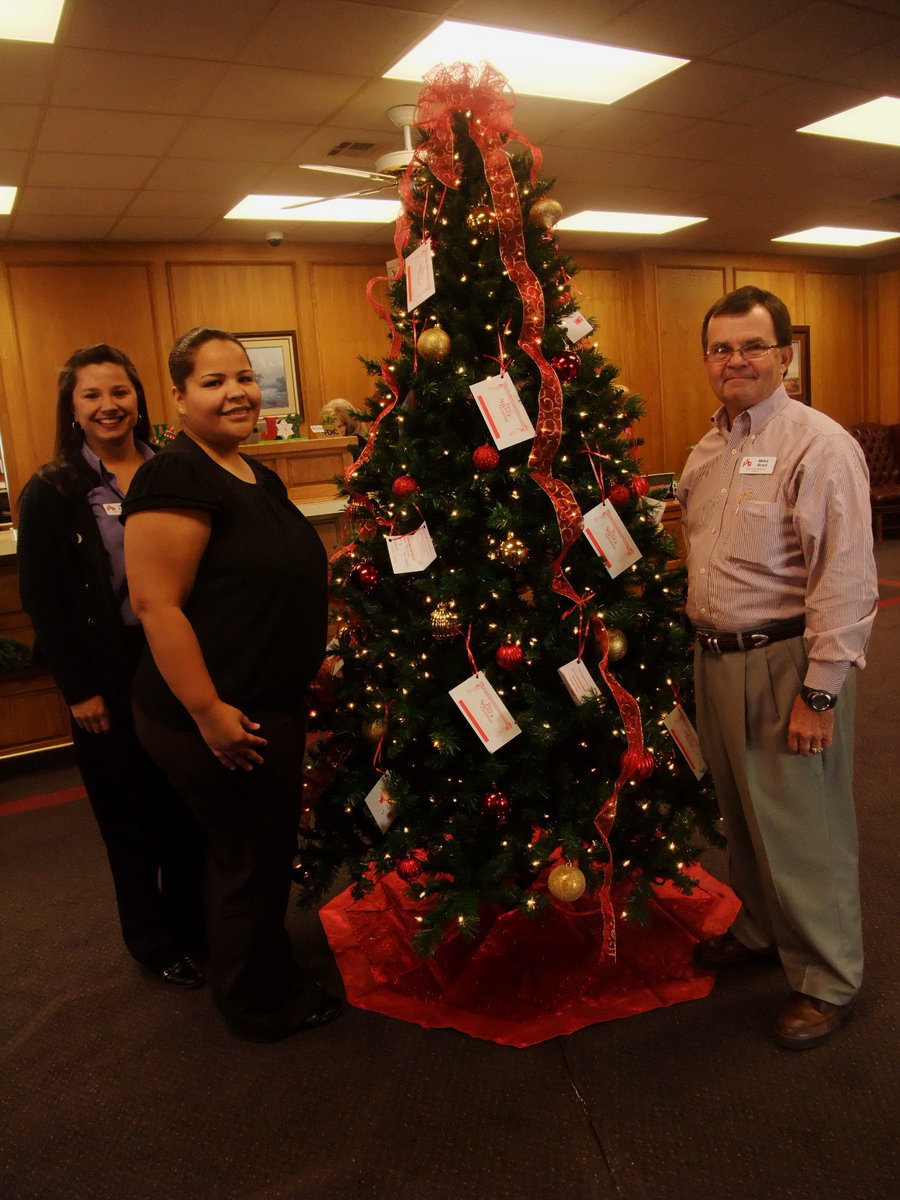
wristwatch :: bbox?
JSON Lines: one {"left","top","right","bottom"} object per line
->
{"left": 800, "top": 686, "right": 838, "bottom": 712}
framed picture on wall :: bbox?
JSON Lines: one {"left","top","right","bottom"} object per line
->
{"left": 234, "top": 330, "right": 303, "bottom": 420}
{"left": 784, "top": 325, "right": 810, "bottom": 406}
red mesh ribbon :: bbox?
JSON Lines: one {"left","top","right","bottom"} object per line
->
{"left": 417, "top": 63, "right": 582, "bottom": 605}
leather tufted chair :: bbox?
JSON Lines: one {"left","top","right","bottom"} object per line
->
{"left": 848, "top": 422, "right": 900, "bottom": 539}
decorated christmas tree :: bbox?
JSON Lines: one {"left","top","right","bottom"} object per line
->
{"left": 301, "top": 64, "right": 719, "bottom": 956}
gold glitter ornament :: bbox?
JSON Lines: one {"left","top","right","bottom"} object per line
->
{"left": 362, "top": 717, "right": 387, "bottom": 744}
{"left": 499, "top": 534, "right": 528, "bottom": 568}
{"left": 606, "top": 627, "right": 628, "bottom": 662}
{"left": 417, "top": 325, "right": 451, "bottom": 362}
{"left": 548, "top": 863, "right": 587, "bottom": 902}
{"left": 430, "top": 602, "right": 457, "bottom": 641}
{"left": 528, "top": 197, "right": 564, "bottom": 229}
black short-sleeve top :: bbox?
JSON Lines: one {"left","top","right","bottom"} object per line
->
{"left": 123, "top": 432, "right": 328, "bottom": 729}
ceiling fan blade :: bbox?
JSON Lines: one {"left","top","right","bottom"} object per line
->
{"left": 298, "top": 163, "right": 395, "bottom": 184}
{"left": 281, "top": 183, "right": 394, "bottom": 211}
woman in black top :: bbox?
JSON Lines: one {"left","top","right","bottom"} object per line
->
{"left": 16, "top": 344, "right": 205, "bottom": 988}
{"left": 123, "top": 327, "right": 340, "bottom": 1042}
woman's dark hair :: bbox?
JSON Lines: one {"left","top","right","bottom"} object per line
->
{"left": 55, "top": 343, "right": 151, "bottom": 458}
{"left": 701, "top": 286, "right": 793, "bottom": 350}
{"left": 168, "top": 326, "right": 250, "bottom": 392}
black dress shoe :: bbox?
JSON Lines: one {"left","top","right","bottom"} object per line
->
{"left": 156, "top": 955, "right": 205, "bottom": 989}
{"left": 226, "top": 994, "right": 343, "bottom": 1043}
{"left": 693, "top": 931, "right": 779, "bottom": 969}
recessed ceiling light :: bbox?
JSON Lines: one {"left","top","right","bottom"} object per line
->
{"left": 556, "top": 210, "right": 707, "bottom": 234}
{"left": 773, "top": 226, "right": 900, "bottom": 247}
{"left": 0, "top": 0, "right": 66, "bottom": 44}
{"left": 0, "top": 185, "right": 17, "bottom": 214}
{"left": 798, "top": 96, "right": 900, "bottom": 149}
{"left": 225, "top": 195, "right": 400, "bottom": 223}
{"left": 384, "top": 21, "right": 688, "bottom": 105}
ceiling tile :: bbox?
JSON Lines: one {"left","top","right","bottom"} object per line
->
{"left": 9, "top": 214, "right": 116, "bottom": 239}
{"left": 591, "top": 0, "right": 806, "bottom": 57}
{"left": 616, "top": 60, "right": 786, "bottom": 120}
{"left": 16, "top": 187, "right": 136, "bottom": 218}
{"left": 198, "top": 66, "right": 363, "bottom": 124}
{"left": 710, "top": 0, "right": 900, "bottom": 74}
{"left": 38, "top": 108, "right": 186, "bottom": 156}
{"left": 237, "top": 0, "right": 435, "bottom": 75}
{"left": 108, "top": 216, "right": 220, "bottom": 241}
{"left": 26, "top": 153, "right": 158, "bottom": 190}
{"left": 143, "top": 158, "right": 274, "bottom": 193}
{"left": 0, "top": 41, "right": 55, "bottom": 105}
{"left": 166, "top": 117, "right": 314, "bottom": 162}
{"left": 0, "top": 106, "right": 43, "bottom": 153}
{"left": 811, "top": 33, "right": 900, "bottom": 91}
{"left": 50, "top": 48, "right": 222, "bottom": 114}
{"left": 124, "top": 190, "right": 244, "bottom": 219}
{"left": 550, "top": 108, "right": 696, "bottom": 153}
{"left": 65, "top": 0, "right": 278, "bottom": 60}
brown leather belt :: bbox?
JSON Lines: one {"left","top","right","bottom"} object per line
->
{"left": 693, "top": 616, "right": 806, "bottom": 654}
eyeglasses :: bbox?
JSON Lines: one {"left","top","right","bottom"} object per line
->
{"left": 703, "top": 342, "right": 781, "bottom": 363}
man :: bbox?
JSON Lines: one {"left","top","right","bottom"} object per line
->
{"left": 678, "top": 286, "right": 877, "bottom": 1050}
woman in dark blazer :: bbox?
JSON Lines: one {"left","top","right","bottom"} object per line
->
{"left": 16, "top": 344, "right": 206, "bottom": 987}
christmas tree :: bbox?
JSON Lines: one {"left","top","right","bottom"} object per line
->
{"left": 301, "top": 63, "right": 719, "bottom": 955}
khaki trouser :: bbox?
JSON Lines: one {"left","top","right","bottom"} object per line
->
{"left": 694, "top": 636, "right": 863, "bottom": 1004}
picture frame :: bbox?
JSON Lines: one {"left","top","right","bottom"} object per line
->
{"left": 234, "top": 330, "right": 303, "bottom": 420}
{"left": 784, "top": 325, "right": 810, "bottom": 406}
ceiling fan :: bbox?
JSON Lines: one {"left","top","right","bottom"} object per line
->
{"left": 282, "top": 104, "right": 418, "bottom": 210}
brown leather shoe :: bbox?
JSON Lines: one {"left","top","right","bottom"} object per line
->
{"left": 774, "top": 992, "right": 856, "bottom": 1050}
{"left": 693, "top": 931, "right": 778, "bottom": 969}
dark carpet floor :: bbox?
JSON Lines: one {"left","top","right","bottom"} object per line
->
{"left": 2, "top": 540, "right": 899, "bottom": 1200}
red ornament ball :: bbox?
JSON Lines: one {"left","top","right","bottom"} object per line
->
{"left": 550, "top": 352, "right": 580, "bottom": 383}
{"left": 472, "top": 443, "right": 500, "bottom": 471}
{"left": 630, "top": 475, "right": 650, "bottom": 499}
{"left": 396, "top": 849, "right": 428, "bottom": 882}
{"left": 495, "top": 642, "right": 523, "bottom": 670}
{"left": 392, "top": 474, "right": 418, "bottom": 499}
{"left": 608, "top": 483, "right": 631, "bottom": 507}
{"left": 620, "top": 746, "right": 655, "bottom": 781}
{"left": 356, "top": 519, "right": 378, "bottom": 541}
{"left": 481, "top": 790, "right": 511, "bottom": 826}
{"left": 350, "top": 563, "right": 380, "bottom": 594}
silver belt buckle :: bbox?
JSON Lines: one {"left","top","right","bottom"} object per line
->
{"left": 746, "top": 633, "right": 770, "bottom": 649}
{"left": 704, "top": 632, "right": 722, "bottom": 654}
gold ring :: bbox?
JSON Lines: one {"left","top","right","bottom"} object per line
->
{"left": 811, "top": 748, "right": 823, "bottom": 755}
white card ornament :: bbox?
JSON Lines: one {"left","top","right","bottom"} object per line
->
{"left": 405, "top": 239, "right": 436, "bottom": 311}
{"left": 582, "top": 501, "right": 642, "bottom": 578}
{"left": 363, "top": 777, "right": 397, "bottom": 832}
{"left": 276, "top": 418, "right": 294, "bottom": 440}
{"left": 561, "top": 311, "right": 593, "bottom": 343}
{"left": 385, "top": 522, "right": 436, "bottom": 574}
{"left": 662, "top": 705, "right": 708, "bottom": 779}
{"left": 449, "top": 671, "right": 521, "bottom": 753}
{"left": 469, "top": 372, "right": 535, "bottom": 450}
{"left": 558, "top": 658, "right": 601, "bottom": 704}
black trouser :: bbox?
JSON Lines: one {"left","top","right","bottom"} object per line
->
{"left": 72, "top": 702, "right": 206, "bottom": 969}
{"left": 133, "top": 705, "right": 321, "bottom": 1028}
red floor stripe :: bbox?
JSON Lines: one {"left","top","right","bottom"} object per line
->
{"left": 0, "top": 785, "right": 86, "bottom": 818}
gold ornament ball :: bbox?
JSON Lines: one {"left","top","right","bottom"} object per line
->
{"left": 430, "top": 602, "right": 457, "bottom": 641}
{"left": 467, "top": 202, "right": 495, "bottom": 232}
{"left": 362, "top": 717, "right": 387, "bottom": 744}
{"left": 606, "top": 628, "right": 628, "bottom": 662}
{"left": 499, "top": 535, "right": 528, "bottom": 568}
{"left": 529, "top": 197, "right": 564, "bottom": 230}
{"left": 417, "top": 326, "right": 451, "bottom": 363}
{"left": 548, "top": 863, "right": 587, "bottom": 902}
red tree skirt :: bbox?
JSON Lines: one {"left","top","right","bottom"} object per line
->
{"left": 319, "top": 866, "right": 740, "bottom": 1047}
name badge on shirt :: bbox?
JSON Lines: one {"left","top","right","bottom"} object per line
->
{"left": 102, "top": 502, "right": 122, "bottom": 516}
{"left": 738, "top": 456, "right": 776, "bottom": 475}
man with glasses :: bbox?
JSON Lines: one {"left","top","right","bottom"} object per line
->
{"left": 678, "top": 286, "right": 877, "bottom": 1049}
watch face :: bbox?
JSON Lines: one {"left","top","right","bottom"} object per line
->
{"left": 804, "top": 689, "right": 835, "bottom": 711}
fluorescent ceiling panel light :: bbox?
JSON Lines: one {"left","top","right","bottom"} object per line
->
{"left": 557, "top": 210, "right": 706, "bottom": 234}
{"left": 225, "top": 195, "right": 399, "bottom": 223}
{"left": 798, "top": 96, "right": 900, "bottom": 149}
{"left": 0, "top": 185, "right": 17, "bottom": 214}
{"left": 384, "top": 21, "right": 688, "bottom": 104}
{"left": 0, "top": 0, "right": 66, "bottom": 43}
{"left": 773, "top": 225, "right": 900, "bottom": 247}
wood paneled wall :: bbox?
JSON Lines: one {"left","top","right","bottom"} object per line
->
{"left": 0, "top": 240, "right": 897, "bottom": 510}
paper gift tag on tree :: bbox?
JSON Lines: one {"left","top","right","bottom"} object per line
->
{"left": 449, "top": 671, "right": 521, "bottom": 752}
{"left": 469, "top": 373, "right": 535, "bottom": 450}
{"left": 582, "top": 501, "right": 642, "bottom": 578}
